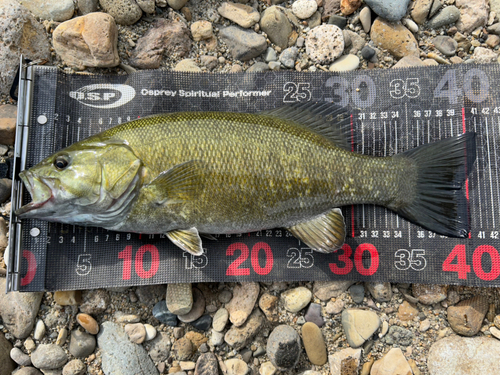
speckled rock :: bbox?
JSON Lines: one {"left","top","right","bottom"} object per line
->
{"left": 259, "top": 293, "right": 279, "bottom": 322}
{"left": 323, "top": 0, "right": 341, "bottom": 20}
{"left": 456, "top": 0, "right": 488, "bottom": 33}
{"left": 79, "top": 289, "right": 110, "bottom": 315}
{"left": 131, "top": 19, "right": 191, "bottom": 69}
{"left": 53, "top": 12, "right": 119, "bottom": 69}
{"left": 383, "top": 325, "right": 414, "bottom": 346}
{"left": 447, "top": 296, "right": 488, "bottom": 336}
{"left": 0, "top": 278, "right": 43, "bottom": 339}
{"left": 371, "top": 348, "right": 412, "bottom": 375}
{"left": 364, "top": 0, "right": 411, "bottom": 22}
{"left": 0, "top": 0, "right": 52, "bottom": 96}
{"left": 281, "top": 286, "right": 312, "bottom": 312}
{"left": 213, "top": 308, "right": 229, "bottom": 332}
{"left": 226, "top": 282, "right": 260, "bottom": 327}
{"left": 412, "top": 284, "right": 448, "bottom": 305}
{"left": 62, "top": 359, "right": 86, "bottom": 375}
{"left": 398, "top": 301, "right": 419, "bottom": 321}
{"left": 366, "top": 282, "right": 392, "bottom": 302}
{"left": 98, "top": 322, "right": 158, "bottom": 375}
{"left": 99, "top": 0, "right": 142, "bottom": 25}
{"left": 19, "top": 0, "right": 74, "bottom": 21}
{"left": 267, "top": 325, "right": 301, "bottom": 370}
{"left": 172, "top": 337, "right": 194, "bottom": 360}
{"left": 341, "top": 309, "right": 381, "bottom": 348}
{"left": 427, "top": 6, "right": 461, "bottom": 28}
{"left": 191, "top": 21, "right": 214, "bottom": 41}
{"left": 302, "top": 322, "right": 327, "bottom": 365}
{"left": 428, "top": 335, "right": 500, "bottom": 375}
{"left": 31, "top": 344, "right": 68, "bottom": 370}
{"left": 195, "top": 352, "right": 218, "bottom": 375}
{"left": 218, "top": 2, "right": 260, "bottom": 28}
{"left": 260, "top": 6, "right": 293, "bottom": 49}
{"left": 148, "top": 332, "right": 171, "bottom": 362}
{"left": 292, "top": 0, "right": 318, "bottom": 19}
{"left": 371, "top": 17, "right": 419, "bottom": 58}
{"left": 473, "top": 47, "right": 498, "bottom": 63}
{"left": 225, "top": 309, "right": 264, "bottom": 350}
{"left": 313, "top": 280, "right": 354, "bottom": 300}
{"left": 328, "top": 348, "right": 361, "bottom": 375}
{"left": 306, "top": 24, "right": 344, "bottom": 63}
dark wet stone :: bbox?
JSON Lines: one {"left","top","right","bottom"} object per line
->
{"left": 328, "top": 14, "right": 347, "bottom": 28}
{"left": 153, "top": 301, "right": 178, "bottom": 327}
{"left": 191, "top": 315, "right": 212, "bottom": 331}
{"left": 195, "top": 352, "right": 218, "bottom": 375}
{"left": 361, "top": 45, "right": 376, "bottom": 60}
{"left": 349, "top": 284, "right": 365, "bottom": 304}
{"left": 304, "top": 303, "right": 325, "bottom": 328}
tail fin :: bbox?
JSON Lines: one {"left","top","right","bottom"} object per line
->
{"left": 393, "top": 132, "right": 476, "bottom": 238}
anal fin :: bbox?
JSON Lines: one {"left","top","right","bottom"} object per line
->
{"left": 286, "top": 208, "right": 345, "bottom": 253}
{"left": 166, "top": 227, "right": 204, "bottom": 256}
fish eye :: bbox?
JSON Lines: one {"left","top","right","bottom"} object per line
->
{"left": 54, "top": 155, "right": 70, "bottom": 170}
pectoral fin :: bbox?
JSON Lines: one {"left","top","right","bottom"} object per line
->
{"left": 286, "top": 208, "right": 346, "bottom": 253}
{"left": 147, "top": 160, "right": 205, "bottom": 205}
{"left": 166, "top": 227, "right": 204, "bottom": 256}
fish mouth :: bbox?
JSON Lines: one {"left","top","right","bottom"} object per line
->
{"left": 15, "top": 171, "right": 54, "bottom": 218}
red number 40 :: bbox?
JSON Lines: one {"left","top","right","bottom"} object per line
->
{"left": 442, "top": 244, "right": 500, "bottom": 281}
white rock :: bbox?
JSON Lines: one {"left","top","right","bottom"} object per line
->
{"left": 34, "top": 320, "right": 46, "bottom": 341}
{"left": 403, "top": 18, "right": 419, "bottom": 33}
{"left": 474, "top": 47, "right": 498, "bottom": 63}
{"left": 360, "top": 7, "right": 371, "bottom": 33}
{"left": 225, "top": 358, "right": 248, "bottom": 375}
{"left": 292, "top": 0, "right": 318, "bottom": 19}
{"left": 260, "top": 361, "right": 277, "bottom": 375}
{"left": 329, "top": 54, "right": 360, "bottom": 71}
{"left": 306, "top": 24, "right": 344, "bottom": 64}
{"left": 144, "top": 324, "right": 157, "bottom": 341}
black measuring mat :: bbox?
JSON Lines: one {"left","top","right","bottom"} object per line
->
{"left": 8, "top": 64, "right": 500, "bottom": 291}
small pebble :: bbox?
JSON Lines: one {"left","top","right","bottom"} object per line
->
{"left": 349, "top": 284, "right": 365, "bottom": 303}
{"left": 34, "top": 320, "right": 46, "bottom": 340}
{"left": 304, "top": 303, "right": 325, "bottom": 327}
{"left": 125, "top": 323, "right": 146, "bottom": 344}
{"left": 361, "top": 45, "right": 376, "bottom": 60}
{"left": 326, "top": 299, "right": 344, "bottom": 315}
{"left": 62, "top": 359, "right": 86, "bottom": 375}
{"left": 76, "top": 313, "right": 99, "bottom": 335}
{"left": 292, "top": 0, "right": 318, "bottom": 19}
{"left": 11, "top": 347, "right": 32, "bottom": 366}
{"left": 191, "top": 315, "right": 212, "bottom": 331}
{"left": 359, "top": 7, "right": 371, "bottom": 33}
{"left": 144, "top": 324, "right": 157, "bottom": 341}
{"left": 328, "top": 14, "right": 347, "bottom": 29}
{"left": 213, "top": 308, "right": 229, "bottom": 332}
{"left": 56, "top": 328, "right": 68, "bottom": 346}
{"left": 152, "top": 301, "right": 178, "bottom": 326}
{"left": 178, "top": 287, "right": 206, "bottom": 323}
{"left": 281, "top": 286, "right": 312, "bottom": 312}
{"left": 69, "top": 330, "right": 96, "bottom": 358}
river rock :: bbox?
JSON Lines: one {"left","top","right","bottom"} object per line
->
{"left": 260, "top": 6, "right": 292, "bottom": 49}
{"left": 218, "top": 2, "right": 260, "bottom": 28}
{"left": 213, "top": 308, "right": 229, "bottom": 332}
{"left": 302, "top": 322, "right": 327, "bottom": 365}
{"left": 62, "top": 359, "right": 86, "bottom": 375}
{"left": 1, "top": 332, "right": 15, "bottom": 374}
{"left": 306, "top": 24, "right": 344, "bottom": 64}
{"left": 433, "top": 36, "right": 458, "bottom": 56}
{"left": 447, "top": 296, "right": 488, "bottom": 336}
{"left": 364, "top": 0, "right": 410, "bottom": 21}
{"left": 78, "top": 0, "right": 98, "bottom": 14}
{"left": 371, "top": 348, "right": 412, "bottom": 375}
{"left": 340, "top": 0, "right": 361, "bottom": 15}
{"left": 226, "top": 282, "right": 260, "bottom": 327}
{"left": 473, "top": 47, "right": 498, "bottom": 63}
{"left": 398, "top": 301, "right": 419, "bottom": 321}
{"left": 54, "top": 291, "right": 81, "bottom": 306}
{"left": 225, "top": 309, "right": 264, "bottom": 350}
{"left": 313, "top": 280, "right": 354, "bottom": 300}
{"left": 191, "top": 21, "right": 213, "bottom": 41}
{"left": 348, "top": 284, "right": 365, "bottom": 303}
{"left": 172, "top": 337, "right": 193, "bottom": 360}
{"left": 412, "top": 284, "right": 448, "bottom": 305}
{"left": 11, "top": 347, "right": 31, "bottom": 366}
{"left": 53, "top": 12, "right": 119, "bottom": 70}
{"left": 328, "top": 348, "right": 361, "bottom": 375}
{"left": 0, "top": 105, "right": 16, "bottom": 145}
{"left": 341, "top": 309, "right": 381, "bottom": 348}
{"left": 371, "top": 17, "right": 419, "bottom": 58}
{"left": 79, "top": 289, "right": 110, "bottom": 315}
{"left": 178, "top": 287, "right": 205, "bottom": 323}
{"left": 0, "top": 278, "right": 43, "bottom": 339}
{"left": 428, "top": 335, "right": 500, "bottom": 374}
{"left": 383, "top": 325, "right": 414, "bottom": 346}
{"left": 0, "top": 0, "right": 51, "bottom": 96}
{"left": 259, "top": 293, "right": 279, "bottom": 322}
{"left": 148, "top": 332, "right": 171, "bottom": 362}
{"left": 153, "top": 301, "right": 178, "bottom": 326}
{"left": 279, "top": 46, "right": 298, "bottom": 68}
{"left": 292, "top": 0, "right": 318, "bottom": 19}
{"left": 69, "top": 329, "right": 96, "bottom": 358}
{"left": 411, "top": 0, "right": 433, "bottom": 24}
{"left": 131, "top": 19, "right": 191, "bottom": 69}
{"left": 323, "top": 0, "right": 341, "bottom": 20}
{"left": 31, "top": 344, "right": 68, "bottom": 370}
{"left": 98, "top": 322, "right": 158, "bottom": 374}
{"left": 281, "top": 286, "right": 312, "bottom": 312}
{"left": 125, "top": 323, "right": 146, "bottom": 344}
{"left": 455, "top": 0, "right": 488, "bottom": 33}
{"left": 359, "top": 7, "right": 371, "bottom": 32}
{"left": 267, "top": 325, "right": 301, "bottom": 370}
{"left": 427, "top": 6, "right": 461, "bottom": 28}
{"left": 76, "top": 313, "right": 99, "bottom": 335}
{"left": 225, "top": 358, "right": 248, "bottom": 375}
{"left": 304, "top": 303, "right": 325, "bottom": 327}
{"left": 99, "top": 0, "right": 142, "bottom": 25}
{"left": 219, "top": 26, "right": 267, "bottom": 61}
{"left": 366, "top": 282, "right": 392, "bottom": 302}
{"left": 34, "top": 319, "right": 46, "bottom": 340}
{"left": 20, "top": 0, "right": 74, "bottom": 21}
{"left": 174, "top": 59, "right": 202, "bottom": 72}
{"left": 168, "top": 0, "right": 188, "bottom": 10}
{"left": 195, "top": 352, "right": 218, "bottom": 375}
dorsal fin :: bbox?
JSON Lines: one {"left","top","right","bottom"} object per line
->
{"left": 259, "top": 102, "right": 352, "bottom": 150}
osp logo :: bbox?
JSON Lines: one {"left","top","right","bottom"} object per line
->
{"left": 69, "top": 84, "right": 136, "bottom": 109}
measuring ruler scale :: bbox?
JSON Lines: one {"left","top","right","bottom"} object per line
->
{"left": 6, "top": 61, "right": 500, "bottom": 292}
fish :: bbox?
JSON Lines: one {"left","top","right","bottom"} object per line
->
{"left": 15, "top": 102, "right": 476, "bottom": 255}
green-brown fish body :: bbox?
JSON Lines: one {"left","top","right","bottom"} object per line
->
{"left": 16, "top": 103, "right": 475, "bottom": 255}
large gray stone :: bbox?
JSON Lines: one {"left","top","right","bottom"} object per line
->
{"left": 0, "top": 278, "right": 43, "bottom": 339}
{"left": 364, "top": 0, "right": 411, "bottom": 22}
{"left": 97, "top": 322, "right": 158, "bottom": 375}
{"left": 219, "top": 26, "right": 267, "bottom": 61}
{"left": 31, "top": 344, "right": 68, "bottom": 370}
{"left": 0, "top": 0, "right": 51, "bottom": 96}
{"left": 18, "top": 0, "right": 74, "bottom": 21}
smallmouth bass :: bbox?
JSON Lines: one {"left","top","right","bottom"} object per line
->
{"left": 16, "top": 103, "right": 476, "bottom": 255}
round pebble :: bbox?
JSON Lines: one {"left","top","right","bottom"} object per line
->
{"left": 76, "top": 313, "right": 99, "bottom": 335}
{"left": 292, "top": 0, "right": 318, "bottom": 19}
{"left": 31, "top": 344, "right": 68, "bottom": 370}
{"left": 144, "top": 324, "right": 157, "bottom": 341}
{"left": 11, "top": 347, "right": 32, "bottom": 366}
{"left": 348, "top": 284, "right": 365, "bottom": 303}
{"left": 306, "top": 24, "right": 344, "bottom": 64}
{"left": 329, "top": 54, "right": 360, "bottom": 72}
{"left": 213, "top": 308, "right": 229, "bottom": 332}
{"left": 281, "top": 286, "right": 312, "bottom": 312}
{"left": 69, "top": 330, "right": 96, "bottom": 358}
{"left": 34, "top": 319, "right": 46, "bottom": 340}
{"left": 178, "top": 287, "right": 206, "bottom": 323}
{"left": 153, "top": 301, "right": 178, "bottom": 326}
{"left": 125, "top": 323, "right": 146, "bottom": 344}
{"left": 62, "top": 359, "right": 86, "bottom": 375}
{"left": 304, "top": 303, "right": 325, "bottom": 327}
{"left": 191, "top": 314, "right": 212, "bottom": 331}
{"left": 361, "top": 46, "right": 376, "bottom": 60}
{"left": 267, "top": 325, "right": 301, "bottom": 370}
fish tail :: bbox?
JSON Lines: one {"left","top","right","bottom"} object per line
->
{"left": 392, "top": 132, "right": 476, "bottom": 237}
